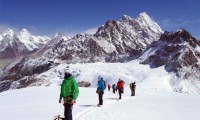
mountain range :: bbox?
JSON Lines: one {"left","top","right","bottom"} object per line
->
{"left": 0, "top": 12, "right": 199, "bottom": 94}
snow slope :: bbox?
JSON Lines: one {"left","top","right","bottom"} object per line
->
{"left": 0, "top": 85, "right": 199, "bottom": 120}
{"left": 31, "top": 60, "right": 172, "bottom": 91}
{"left": 0, "top": 61, "right": 200, "bottom": 120}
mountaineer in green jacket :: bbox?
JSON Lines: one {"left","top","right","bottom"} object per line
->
{"left": 59, "top": 68, "right": 79, "bottom": 120}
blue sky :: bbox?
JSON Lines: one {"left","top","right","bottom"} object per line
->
{"left": 0, "top": 0, "right": 199, "bottom": 38}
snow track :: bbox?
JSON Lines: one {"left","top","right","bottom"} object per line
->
{"left": 74, "top": 92, "right": 133, "bottom": 120}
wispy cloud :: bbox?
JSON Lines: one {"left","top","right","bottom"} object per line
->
{"left": 82, "top": 27, "right": 98, "bottom": 34}
{"left": 62, "top": 27, "right": 98, "bottom": 37}
{"left": 0, "top": 24, "right": 21, "bottom": 34}
{"left": 158, "top": 19, "right": 200, "bottom": 30}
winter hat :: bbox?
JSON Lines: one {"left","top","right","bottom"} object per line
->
{"left": 64, "top": 66, "right": 72, "bottom": 79}
{"left": 64, "top": 66, "right": 71, "bottom": 74}
{"left": 98, "top": 75, "right": 102, "bottom": 80}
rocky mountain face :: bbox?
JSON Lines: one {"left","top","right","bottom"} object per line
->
{"left": 0, "top": 12, "right": 163, "bottom": 92}
{"left": 0, "top": 28, "right": 50, "bottom": 59}
{"left": 139, "top": 29, "right": 200, "bottom": 94}
{"left": 51, "top": 12, "right": 163, "bottom": 63}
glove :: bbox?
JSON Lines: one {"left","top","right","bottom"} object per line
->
{"left": 96, "top": 90, "right": 98, "bottom": 93}
{"left": 71, "top": 100, "right": 76, "bottom": 104}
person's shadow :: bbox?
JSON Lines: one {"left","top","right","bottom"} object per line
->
{"left": 79, "top": 105, "right": 97, "bottom": 107}
{"left": 106, "top": 98, "right": 118, "bottom": 100}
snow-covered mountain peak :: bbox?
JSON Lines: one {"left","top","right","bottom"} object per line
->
{"left": 20, "top": 28, "right": 31, "bottom": 35}
{"left": 93, "top": 12, "right": 163, "bottom": 53}
{"left": 176, "top": 28, "right": 192, "bottom": 36}
{"left": 120, "top": 15, "right": 133, "bottom": 21}
{"left": 176, "top": 28, "right": 185, "bottom": 33}
{"left": 52, "top": 32, "right": 70, "bottom": 41}
{"left": 53, "top": 33, "right": 62, "bottom": 39}
{"left": 136, "top": 12, "right": 163, "bottom": 34}
{"left": 138, "top": 12, "right": 151, "bottom": 20}
{"left": 18, "top": 28, "right": 32, "bottom": 40}
{"left": 52, "top": 32, "right": 71, "bottom": 41}
{"left": 161, "top": 29, "right": 195, "bottom": 44}
{"left": 2, "top": 28, "right": 15, "bottom": 38}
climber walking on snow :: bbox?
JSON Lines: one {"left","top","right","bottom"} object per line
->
{"left": 96, "top": 76, "right": 106, "bottom": 106}
{"left": 59, "top": 67, "right": 79, "bottom": 120}
{"left": 130, "top": 82, "right": 136, "bottom": 96}
{"left": 117, "top": 79, "right": 124, "bottom": 100}
{"left": 108, "top": 84, "right": 111, "bottom": 91}
{"left": 112, "top": 84, "right": 116, "bottom": 94}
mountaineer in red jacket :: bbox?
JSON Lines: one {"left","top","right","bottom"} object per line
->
{"left": 117, "top": 79, "right": 124, "bottom": 100}
{"left": 108, "top": 84, "right": 111, "bottom": 91}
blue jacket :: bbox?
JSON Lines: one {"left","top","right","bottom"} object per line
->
{"left": 97, "top": 80, "right": 105, "bottom": 92}
{"left": 112, "top": 84, "right": 116, "bottom": 89}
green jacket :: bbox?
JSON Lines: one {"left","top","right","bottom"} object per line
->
{"left": 59, "top": 75, "right": 79, "bottom": 100}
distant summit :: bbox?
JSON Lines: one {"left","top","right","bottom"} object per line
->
{"left": 0, "top": 28, "right": 50, "bottom": 58}
{"left": 0, "top": 28, "right": 72, "bottom": 59}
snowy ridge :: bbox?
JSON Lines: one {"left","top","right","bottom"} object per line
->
{"left": 0, "top": 28, "right": 49, "bottom": 58}
{"left": 137, "top": 12, "right": 163, "bottom": 35}
{"left": 140, "top": 29, "right": 200, "bottom": 94}
{"left": 35, "top": 12, "right": 164, "bottom": 66}
{"left": 17, "top": 29, "right": 53, "bottom": 51}
{"left": 53, "top": 33, "right": 70, "bottom": 41}
{"left": 96, "top": 12, "right": 163, "bottom": 50}
{"left": 18, "top": 29, "right": 38, "bottom": 51}
{"left": 1, "top": 28, "right": 15, "bottom": 40}
{"left": 0, "top": 28, "right": 71, "bottom": 59}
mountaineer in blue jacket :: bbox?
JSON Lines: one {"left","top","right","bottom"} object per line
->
{"left": 112, "top": 84, "right": 116, "bottom": 94}
{"left": 96, "top": 76, "right": 106, "bottom": 106}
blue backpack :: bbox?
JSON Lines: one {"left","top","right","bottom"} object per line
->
{"left": 98, "top": 80, "right": 106, "bottom": 91}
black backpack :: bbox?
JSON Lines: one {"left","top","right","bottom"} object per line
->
{"left": 131, "top": 83, "right": 136, "bottom": 89}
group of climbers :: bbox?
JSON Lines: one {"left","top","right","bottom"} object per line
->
{"left": 57, "top": 66, "right": 137, "bottom": 120}
{"left": 100, "top": 77, "right": 136, "bottom": 105}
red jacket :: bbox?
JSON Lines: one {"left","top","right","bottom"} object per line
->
{"left": 108, "top": 84, "right": 111, "bottom": 88}
{"left": 117, "top": 80, "right": 124, "bottom": 89}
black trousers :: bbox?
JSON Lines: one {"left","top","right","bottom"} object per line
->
{"left": 64, "top": 103, "right": 73, "bottom": 120}
{"left": 131, "top": 89, "right": 135, "bottom": 96}
{"left": 98, "top": 92, "right": 104, "bottom": 105}
{"left": 118, "top": 89, "right": 122, "bottom": 99}
{"left": 113, "top": 88, "right": 115, "bottom": 94}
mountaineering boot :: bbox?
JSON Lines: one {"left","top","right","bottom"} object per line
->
{"left": 97, "top": 104, "right": 102, "bottom": 107}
